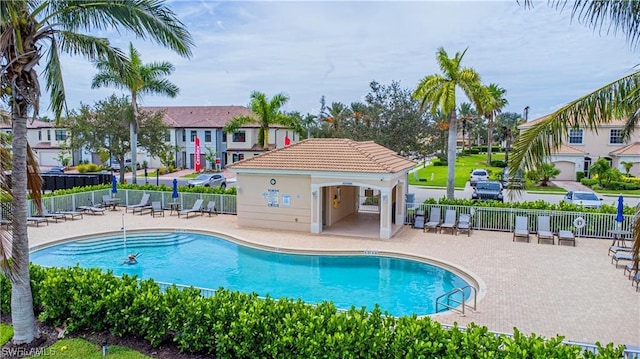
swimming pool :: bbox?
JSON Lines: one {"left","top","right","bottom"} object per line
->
{"left": 31, "top": 231, "right": 472, "bottom": 316}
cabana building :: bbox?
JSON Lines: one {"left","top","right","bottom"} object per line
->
{"left": 227, "top": 138, "right": 416, "bottom": 239}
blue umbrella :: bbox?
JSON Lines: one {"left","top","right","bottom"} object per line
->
{"left": 172, "top": 178, "right": 179, "bottom": 199}
{"left": 111, "top": 175, "right": 118, "bottom": 195}
{"left": 616, "top": 195, "right": 624, "bottom": 226}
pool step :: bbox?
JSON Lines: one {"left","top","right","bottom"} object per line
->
{"left": 51, "top": 233, "right": 196, "bottom": 255}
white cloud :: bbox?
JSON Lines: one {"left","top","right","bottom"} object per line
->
{"left": 38, "top": 1, "right": 639, "bottom": 122}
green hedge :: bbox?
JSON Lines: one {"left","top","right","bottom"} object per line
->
{"left": 0, "top": 265, "right": 628, "bottom": 358}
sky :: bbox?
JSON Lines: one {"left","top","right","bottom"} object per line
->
{"left": 41, "top": 0, "right": 640, "bottom": 122}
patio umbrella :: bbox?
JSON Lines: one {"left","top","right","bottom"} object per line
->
{"left": 172, "top": 178, "right": 179, "bottom": 199}
{"left": 616, "top": 194, "right": 624, "bottom": 229}
{"left": 111, "top": 175, "right": 118, "bottom": 196}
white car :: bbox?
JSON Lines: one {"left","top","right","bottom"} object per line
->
{"left": 562, "top": 191, "right": 603, "bottom": 209}
{"left": 469, "top": 169, "right": 489, "bottom": 187}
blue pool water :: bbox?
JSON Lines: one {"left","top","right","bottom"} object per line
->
{"left": 30, "top": 231, "right": 471, "bottom": 316}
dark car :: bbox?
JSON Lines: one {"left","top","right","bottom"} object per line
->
{"left": 472, "top": 180, "right": 504, "bottom": 202}
{"left": 42, "top": 166, "right": 65, "bottom": 174}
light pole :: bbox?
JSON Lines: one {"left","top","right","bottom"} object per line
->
{"left": 523, "top": 106, "right": 529, "bottom": 122}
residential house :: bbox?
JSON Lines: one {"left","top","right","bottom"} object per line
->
{"left": 0, "top": 119, "right": 73, "bottom": 167}
{"left": 519, "top": 117, "right": 640, "bottom": 180}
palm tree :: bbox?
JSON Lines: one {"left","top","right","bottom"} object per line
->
{"left": 321, "top": 101, "right": 351, "bottom": 135}
{"left": 482, "top": 83, "right": 508, "bottom": 166}
{"left": 223, "top": 91, "right": 299, "bottom": 149}
{"left": 494, "top": 112, "right": 522, "bottom": 164}
{"left": 458, "top": 102, "right": 475, "bottom": 151}
{"left": 413, "top": 47, "right": 485, "bottom": 199}
{"left": 92, "top": 43, "right": 179, "bottom": 184}
{"left": 0, "top": 0, "right": 192, "bottom": 344}
{"left": 515, "top": 0, "right": 640, "bottom": 287}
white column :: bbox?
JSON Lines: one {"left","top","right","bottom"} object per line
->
{"left": 379, "top": 189, "right": 392, "bottom": 239}
{"left": 310, "top": 185, "right": 321, "bottom": 234}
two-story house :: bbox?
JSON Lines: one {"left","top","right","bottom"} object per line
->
{"left": 0, "top": 119, "right": 74, "bottom": 167}
{"left": 519, "top": 117, "right": 640, "bottom": 180}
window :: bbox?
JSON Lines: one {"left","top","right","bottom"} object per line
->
{"left": 232, "top": 131, "right": 246, "bottom": 142}
{"left": 222, "top": 133, "right": 227, "bottom": 143}
{"left": 181, "top": 130, "right": 186, "bottom": 142}
{"left": 47, "top": 130, "right": 51, "bottom": 141}
{"left": 610, "top": 129, "right": 623, "bottom": 144}
{"left": 164, "top": 131, "right": 170, "bottom": 142}
{"left": 38, "top": 131, "right": 42, "bottom": 141}
{"left": 55, "top": 130, "right": 67, "bottom": 141}
{"left": 190, "top": 130, "right": 197, "bottom": 142}
{"left": 232, "top": 153, "right": 244, "bottom": 162}
{"left": 568, "top": 129, "right": 583, "bottom": 144}
{"left": 205, "top": 130, "right": 211, "bottom": 142}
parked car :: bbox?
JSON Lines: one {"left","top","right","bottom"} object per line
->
{"left": 471, "top": 180, "right": 504, "bottom": 202}
{"left": 469, "top": 169, "right": 489, "bottom": 187}
{"left": 110, "top": 159, "right": 140, "bottom": 172}
{"left": 42, "top": 166, "right": 65, "bottom": 174}
{"left": 562, "top": 191, "right": 602, "bottom": 209}
{"left": 187, "top": 173, "right": 227, "bottom": 189}
{"left": 501, "top": 167, "right": 525, "bottom": 189}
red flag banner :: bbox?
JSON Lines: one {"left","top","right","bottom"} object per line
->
{"left": 284, "top": 136, "right": 291, "bottom": 146}
{"left": 195, "top": 136, "right": 201, "bottom": 172}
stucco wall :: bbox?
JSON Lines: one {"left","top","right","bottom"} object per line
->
{"left": 236, "top": 173, "right": 311, "bottom": 232}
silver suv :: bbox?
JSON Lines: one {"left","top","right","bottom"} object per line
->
{"left": 469, "top": 169, "right": 489, "bottom": 187}
{"left": 187, "top": 173, "right": 227, "bottom": 189}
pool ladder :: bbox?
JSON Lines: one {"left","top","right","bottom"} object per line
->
{"left": 435, "top": 285, "right": 477, "bottom": 315}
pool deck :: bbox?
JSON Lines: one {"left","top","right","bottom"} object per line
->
{"left": 27, "top": 210, "right": 640, "bottom": 348}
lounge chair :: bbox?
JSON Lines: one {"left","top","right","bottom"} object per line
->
{"left": 609, "top": 244, "right": 634, "bottom": 257}
{"left": 633, "top": 272, "right": 640, "bottom": 291}
{"left": 611, "top": 252, "right": 635, "bottom": 267}
{"left": 557, "top": 230, "right": 575, "bottom": 246}
{"left": 513, "top": 216, "right": 530, "bottom": 243}
{"left": 203, "top": 201, "right": 217, "bottom": 216}
{"left": 102, "top": 195, "right": 120, "bottom": 211}
{"left": 40, "top": 207, "right": 66, "bottom": 223}
{"left": 150, "top": 201, "right": 164, "bottom": 217}
{"left": 439, "top": 209, "right": 457, "bottom": 235}
{"left": 78, "top": 204, "right": 105, "bottom": 215}
{"left": 413, "top": 208, "right": 425, "bottom": 229}
{"left": 456, "top": 213, "right": 472, "bottom": 237}
{"left": 178, "top": 199, "right": 204, "bottom": 219}
{"left": 624, "top": 262, "right": 639, "bottom": 279}
{"left": 126, "top": 193, "right": 150, "bottom": 213}
{"left": 424, "top": 207, "right": 441, "bottom": 233}
{"left": 56, "top": 209, "right": 84, "bottom": 220}
{"left": 536, "top": 215, "right": 554, "bottom": 244}
{"left": 26, "top": 212, "right": 48, "bottom": 227}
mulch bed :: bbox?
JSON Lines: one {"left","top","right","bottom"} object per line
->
{"left": 1, "top": 315, "right": 209, "bottom": 358}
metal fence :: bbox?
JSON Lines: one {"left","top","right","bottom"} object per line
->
{"left": 26, "top": 189, "right": 237, "bottom": 216}
{"left": 405, "top": 203, "right": 636, "bottom": 240}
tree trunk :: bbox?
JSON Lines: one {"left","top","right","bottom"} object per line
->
{"left": 486, "top": 112, "right": 493, "bottom": 166}
{"left": 10, "top": 103, "right": 38, "bottom": 344}
{"left": 446, "top": 109, "right": 457, "bottom": 199}
{"left": 130, "top": 93, "right": 138, "bottom": 184}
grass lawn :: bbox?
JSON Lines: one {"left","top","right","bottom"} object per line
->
{"left": 31, "top": 338, "right": 149, "bottom": 358}
{"left": 0, "top": 323, "right": 13, "bottom": 346}
{"left": 409, "top": 153, "right": 506, "bottom": 188}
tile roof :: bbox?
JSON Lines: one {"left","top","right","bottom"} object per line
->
{"left": 228, "top": 138, "right": 416, "bottom": 173}
{"left": 519, "top": 115, "right": 633, "bottom": 129}
{"left": 141, "top": 106, "right": 255, "bottom": 128}
{"left": 552, "top": 144, "right": 588, "bottom": 155}
{"left": 610, "top": 141, "right": 640, "bottom": 156}
{"left": 0, "top": 119, "right": 55, "bottom": 129}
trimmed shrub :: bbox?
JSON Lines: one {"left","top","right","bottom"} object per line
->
{"left": 576, "top": 172, "right": 585, "bottom": 181}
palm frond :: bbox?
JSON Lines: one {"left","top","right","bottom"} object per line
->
{"left": 223, "top": 115, "right": 255, "bottom": 134}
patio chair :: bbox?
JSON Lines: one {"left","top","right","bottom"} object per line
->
{"left": 413, "top": 208, "right": 425, "bottom": 229}
{"left": 203, "top": 201, "right": 217, "bottom": 216}
{"left": 26, "top": 208, "right": 48, "bottom": 227}
{"left": 609, "top": 244, "right": 634, "bottom": 257}
{"left": 439, "top": 209, "right": 457, "bottom": 235}
{"left": 456, "top": 213, "right": 472, "bottom": 237}
{"left": 624, "top": 262, "right": 639, "bottom": 279}
{"left": 557, "top": 230, "right": 575, "bottom": 247}
{"left": 40, "top": 207, "right": 66, "bottom": 223}
{"left": 424, "top": 207, "right": 441, "bottom": 233}
{"left": 536, "top": 215, "right": 554, "bottom": 245}
{"left": 150, "top": 201, "right": 164, "bottom": 217}
{"left": 633, "top": 272, "right": 640, "bottom": 291}
{"left": 611, "top": 252, "right": 635, "bottom": 268}
{"left": 126, "top": 193, "right": 150, "bottom": 213}
{"left": 78, "top": 205, "right": 105, "bottom": 215}
{"left": 54, "top": 208, "right": 83, "bottom": 220}
{"left": 513, "top": 216, "right": 530, "bottom": 243}
{"left": 178, "top": 199, "right": 204, "bottom": 219}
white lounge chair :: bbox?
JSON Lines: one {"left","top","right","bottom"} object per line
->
{"left": 439, "top": 209, "right": 457, "bottom": 235}
{"left": 557, "top": 230, "right": 575, "bottom": 246}
{"left": 150, "top": 201, "right": 164, "bottom": 217}
{"left": 456, "top": 213, "right": 472, "bottom": 237}
{"left": 126, "top": 193, "right": 150, "bottom": 213}
{"left": 178, "top": 199, "right": 204, "bottom": 219}
{"left": 513, "top": 216, "right": 530, "bottom": 243}
{"left": 536, "top": 215, "right": 554, "bottom": 244}
{"left": 203, "top": 201, "right": 217, "bottom": 216}
{"left": 413, "top": 208, "right": 425, "bottom": 229}
{"left": 424, "top": 207, "right": 441, "bottom": 233}
{"left": 612, "top": 252, "right": 635, "bottom": 267}
{"left": 39, "top": 207, "right": 66, "bottom": 223}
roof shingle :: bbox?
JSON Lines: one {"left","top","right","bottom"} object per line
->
{"left": 228, "top": 138, "right": 416, "bottom": 173}
{"left": 141, "top": 106, "right": 254, "bottom": 128}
